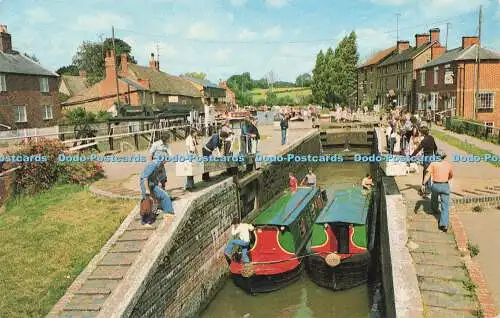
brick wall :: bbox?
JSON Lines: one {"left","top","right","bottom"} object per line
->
{"left": 127, "top": 132, "right": 320, "bottom": 318}
{"left": 0, "top": 74, "right": 61, "bottom": 128}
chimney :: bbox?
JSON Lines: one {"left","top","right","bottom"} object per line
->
{"left": 429, "top": 28, "right": 440, "bottom": 43}
{"left": 415, "top": 34, "right": 429, "bottom": 47}
{"left": 120, "top": 53, "right": 128, "bottom": 74}
{"left": 148, "top": 53, "right": 158, "bottom": 71}
{"left": 104, "top": 50, "right": 117, "bottom": 80}
{"left": 397, "top": 40, "right": 410, "bottom": 54}
{"left": 431, "top": 46, "right": 446, "bottom": 60}
{"left": 462, "top": 36, "right": 479, "bottom": 49}
{"left": 79, "top": 70, "right": 87, "bottom": 78}
{"left": 0, "top": 24, "right": 12, "bottom": 53}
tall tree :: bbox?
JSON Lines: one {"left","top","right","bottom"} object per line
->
{"left": 311, "top": 50, "right": 326, "bottom": 104}
{"left": 56, "top": 65, "right": 79, "bottom": 76}
{"left": 72, "top": 38, "right": 136, "bottom": 86}
{"left": 334, "top": 31, "right": 359, "bottom": 104}
{"left": 295, "top": 73, "right": 312, "bottom": 87}
{"left": 180, "top": 72, "right": 207, "bottom": 79}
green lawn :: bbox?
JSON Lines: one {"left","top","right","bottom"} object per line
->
{"left": 0, "top": 184, "right": 135, "bottom": 317}
{"left": 432, "top": 129, "right": 500, "bottom": 168}
{"left": 249, "top": 87, "right": 312, "bottom": 101}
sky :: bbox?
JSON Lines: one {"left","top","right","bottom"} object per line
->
{"left": 1, "top": 0, "right": 499, "bottom": 83}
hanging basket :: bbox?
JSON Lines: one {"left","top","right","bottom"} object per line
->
{"left": 325, "top": 253, "right": 341, "bottom": 267}
{"left": 241, "top": 263, "right": 255, "bottom": 278}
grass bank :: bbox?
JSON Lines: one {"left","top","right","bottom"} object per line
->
{"left": 0, "top": 184, "right": 135, "bottom": 317}
{"left": 432, "top": 129, "right": 500, "bottom": 168}
{"left": 250, "top": 87, "right": 312, "bottom": 101}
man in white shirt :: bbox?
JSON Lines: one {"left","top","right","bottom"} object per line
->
{"left": 149, "top": 134, "right": 172, "bottom": 189}
{"left": 301, "top": 168, "right": 317, "bottom": 187}
{"left": 224, "top": 217, "right": 254, "bottom": 264}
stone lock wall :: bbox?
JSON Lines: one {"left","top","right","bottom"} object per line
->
{"left": 126, "top": 131, "right": 321, "bottom": 318}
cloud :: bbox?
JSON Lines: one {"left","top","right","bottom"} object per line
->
{"left": 239, "top": 28, "right": 257, "bottom": 40}
{"left": 25, "top": 7, "right": 52, "bottom": 23}
{"left": 230, "top": 0, "right": 247, "bottom": 6}
{"left": 368, "top": 0, "right": 413, "bottom": 5}
{"left": 214, "top": 48, "right": 232, "bottom": 61}
{"left": 186, "top": 21, "right": 216, "bottom": 39}
{"left": 265, "top": 0, "right": 290, "bottom": 8}
{"left": 417, "top": 0, "right": 489, "bottom": 17}
{"left": 75, "top": 13, "right": 129, "bottom": 31}
{"left": 263, "top": 25, "right": 282, "bottom": 38}
{"left": 355, "top": 28, "right": 394, "bottom": 57}
{"left": 144, "top": 42, "right": 178, "bottom": 59}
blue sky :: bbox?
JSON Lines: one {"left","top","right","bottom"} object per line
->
{"left": 1, "top": 0, "right": 499, "bottom": 83}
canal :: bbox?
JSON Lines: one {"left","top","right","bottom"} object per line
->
{"left": 202, "top": 162, "right": 382, "bottom": 318}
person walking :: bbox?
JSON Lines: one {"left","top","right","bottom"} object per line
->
{"left": 185, "top": 130, "right": 199, "bottom": 190}
{"left": 422, "top": 152, "right": 453, "bottom": 232}
{"left": 412, "top": 126, "right": 437, "bottom": 198}
{"left": 224, "top": 217, "right": 254, "bottom": 264}
{"left": 280, "top": 114, "right": 289, "bottom": 146}
{"left": 139, "top": 157, "right": 174, "bottom": 225}
{"left": 149, "top": 133, "right": 172, "bottom": 190}
{"left": 202, "top": 131, "right": 229, "bottom": 181}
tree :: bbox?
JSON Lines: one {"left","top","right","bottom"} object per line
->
{"left": 56, "top": 65, "right": 79, "bottom": 76}
{"left": 295, "top": 73, "right": 312, "bottom": 87}
{"left": 334, "top": 31, "right": 359, "bottom": 105}
{"left": 180, "top": 72, "right": 207, "bottom": 79}
{"left": 311, "top": 50, "right": 326, "bottom": 104}
{"left": 24, "top": 53, "right": 39, "bottom": 63}
{"left": 72, "top": 38, "right": 136, "bottom": 86}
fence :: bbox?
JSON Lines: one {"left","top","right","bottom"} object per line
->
{"left": 444, "top": 117, "right": 500, "bottom": 144}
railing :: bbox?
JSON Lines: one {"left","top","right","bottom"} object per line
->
{"left": 444, "top": 117, "right": 500, "bottom": 144}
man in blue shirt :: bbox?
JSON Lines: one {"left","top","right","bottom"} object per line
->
{"left": 202, "top": 131, "right": 229, "bottom": 181}
{"left": 140, "top": 158, "right": 174, "bottom": 224}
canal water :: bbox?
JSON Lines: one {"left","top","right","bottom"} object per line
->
{"left": 202, "top": 162, "right": 383, "bottom": 318}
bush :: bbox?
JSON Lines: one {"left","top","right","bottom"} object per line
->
{"left": 7, "top": 139, "right": 104, "bottom": 195}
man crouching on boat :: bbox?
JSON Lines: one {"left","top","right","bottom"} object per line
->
{"left": 224, "top": 217, "right": 254, "bottom": 265}
{"left": 301, "top": 168, "right": 317, "bottom": 187}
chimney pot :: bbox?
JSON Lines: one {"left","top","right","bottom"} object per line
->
{"left": 397, "top": 40, "right": 410, "bottom": 54}
{"left": 415, "top": 33, "right": 429, "bottom": 47}
{"left": 462, "top": 36, "right": 479, "bottom": 49}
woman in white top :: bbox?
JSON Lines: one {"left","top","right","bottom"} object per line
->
{"left": 185, "top": 130, "right": 199, "bottom": 190}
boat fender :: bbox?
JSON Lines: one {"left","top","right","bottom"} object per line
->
{"left": 241, "top": 263, "right": 255, "bottom": 278}
{"left": 325, "top": 253, "right": 341, "bottom": 267}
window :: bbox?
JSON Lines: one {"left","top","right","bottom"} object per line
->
{"left": 430, "top": 93, "right": 439, "bottom": 110}
{"left": 396, "top": 75, "right": 400, "bottom": 89}
{"left": 485, "top": 122, "right": 494, "bottom": 135}
{"left": 14, "top": 106, "right": 27, "bottom": 123}
{"left": 168, "top": 95, "right": 179, "bottom": 103}
{"left": 402, "top": 76, "right": 407, "bottom": 89}
{"left": 42, "top": 105, "right": 53, "bottom": 120}
{"left": 433, "top": 67, "right": 439, "bottom": 85}
{"left": 420, "top": 70, "right": 426, "bottom": 87}
{"left": 152, "top": 93, "right": 156, "bottom": 105}
{"left": 39, "top": 77, "right": 49, "bottom": 93}
{"left": 477, "top": 92, "right": 494, "bottom": 112}
{"left": 0, "top": 74, "right": 6, "bottom": 92}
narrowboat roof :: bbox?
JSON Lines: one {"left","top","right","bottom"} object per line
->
{"left": 315, "top": 187, "right": 369, "bottom": 225}
{"left": 254, "top": 187, "right": 319, "bottom": 226}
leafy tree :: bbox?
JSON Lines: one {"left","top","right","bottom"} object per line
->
{"left": 296, "top": 73, "right": 312, "bottom": 87}
{"left": 334, "top": 31, "right": 359, "bottom": 104}
{"left": 56, "top": 65, "right": 79, "bottom": 76}
{"left": 24, "top": 53, "right": 39, "bottom": 63}
{"left": 72, "top": 38, "right": 136, "bottom": 86}
{"left": 181, "top": 72, "right": 207, "bottom": 79}
{"left": 311, "top": 50, "right": 326, "bottom": 104}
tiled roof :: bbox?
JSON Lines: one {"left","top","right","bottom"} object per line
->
{"left": 378, "top": 42, "right": 435, "bottom": 67}
{"left": 127, "top": 64, "right": 201, "bottom": 97}
{"left": 63, "top": 83, "right": 102, "bottom": 105}
{"left": 61, "top": 75, "right": 87, "bottom": 96}
{"left": 421, "top": 44, "right": 500, "bottom": 68}
{"left": 358, "top": 46, "right": 396, "bottom": 68}
{"left": 0, "top": 51, "right": 58, "bottom": 76}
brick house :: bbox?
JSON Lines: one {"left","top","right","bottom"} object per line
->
{"left": 416, "top": 36, "right": 500, "bottom": 128}
{"left": 181, "top": 76, "right": 227, "bottom": 112}
{"left": 357, "top": 46, "right": 396, "bottom": 107}
{"left": 62, "top": 51, "right": 203, "bottom": 113}
{"left": 218, "top": 80, "right": 236, "bottom": 110}
{"left": 0, "top": 25, "right": 61, "bottom": 129}
{"left": 377, "top": 28, "right": 445, "bottom": 112}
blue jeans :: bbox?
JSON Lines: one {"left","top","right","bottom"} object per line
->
{"left": 431, "top": 183, "right": 450, "bottom": 227}
{"left": 389, "top": 137, "right": 396, "bottom": 154}
{"left": 281, "top": 129, "right": 287, "bottom": 145}
{"left": 140, "top": 181, "right": 174, "bottom": 213}
{"left": 224, "top": 239, "right": 250, "bottom": 263}
{"left": 422, "top": 162, "right": 432, "bottom": 195}
{"left": 185, "top": 176, "right": 194, "bottom": 189}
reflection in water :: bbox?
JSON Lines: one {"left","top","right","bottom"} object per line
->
{"left": 202, "top": 163, "right": 374, "bottom": 318}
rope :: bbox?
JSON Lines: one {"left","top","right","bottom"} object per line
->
{"left": 243, "top": 251, "right": 352, "bottom": 266}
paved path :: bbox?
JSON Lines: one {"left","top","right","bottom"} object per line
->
{"left": 92, "top": 121, "right": 316, "bottom": 199}
{"left": 433, "top": 125, "right": 500, "bottom": 155}
{"left": 392, "top": 127, "right": 500, "bottom": 317}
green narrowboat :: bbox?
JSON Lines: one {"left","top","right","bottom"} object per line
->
{"left": 229, "top": 187, "right": 326, "bottom": 294}
{"left": 305, "top": 187, "right": 372, "bottom": 290}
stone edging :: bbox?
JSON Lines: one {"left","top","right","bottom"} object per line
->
{"left": 47, "top": 204, "right": 140, "bottom": 317}
{"left": 89, "top": 184, "right": 140, "bottom": 200}
{"left": 450, "top": 212, "right": 498, "bottom": 318}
